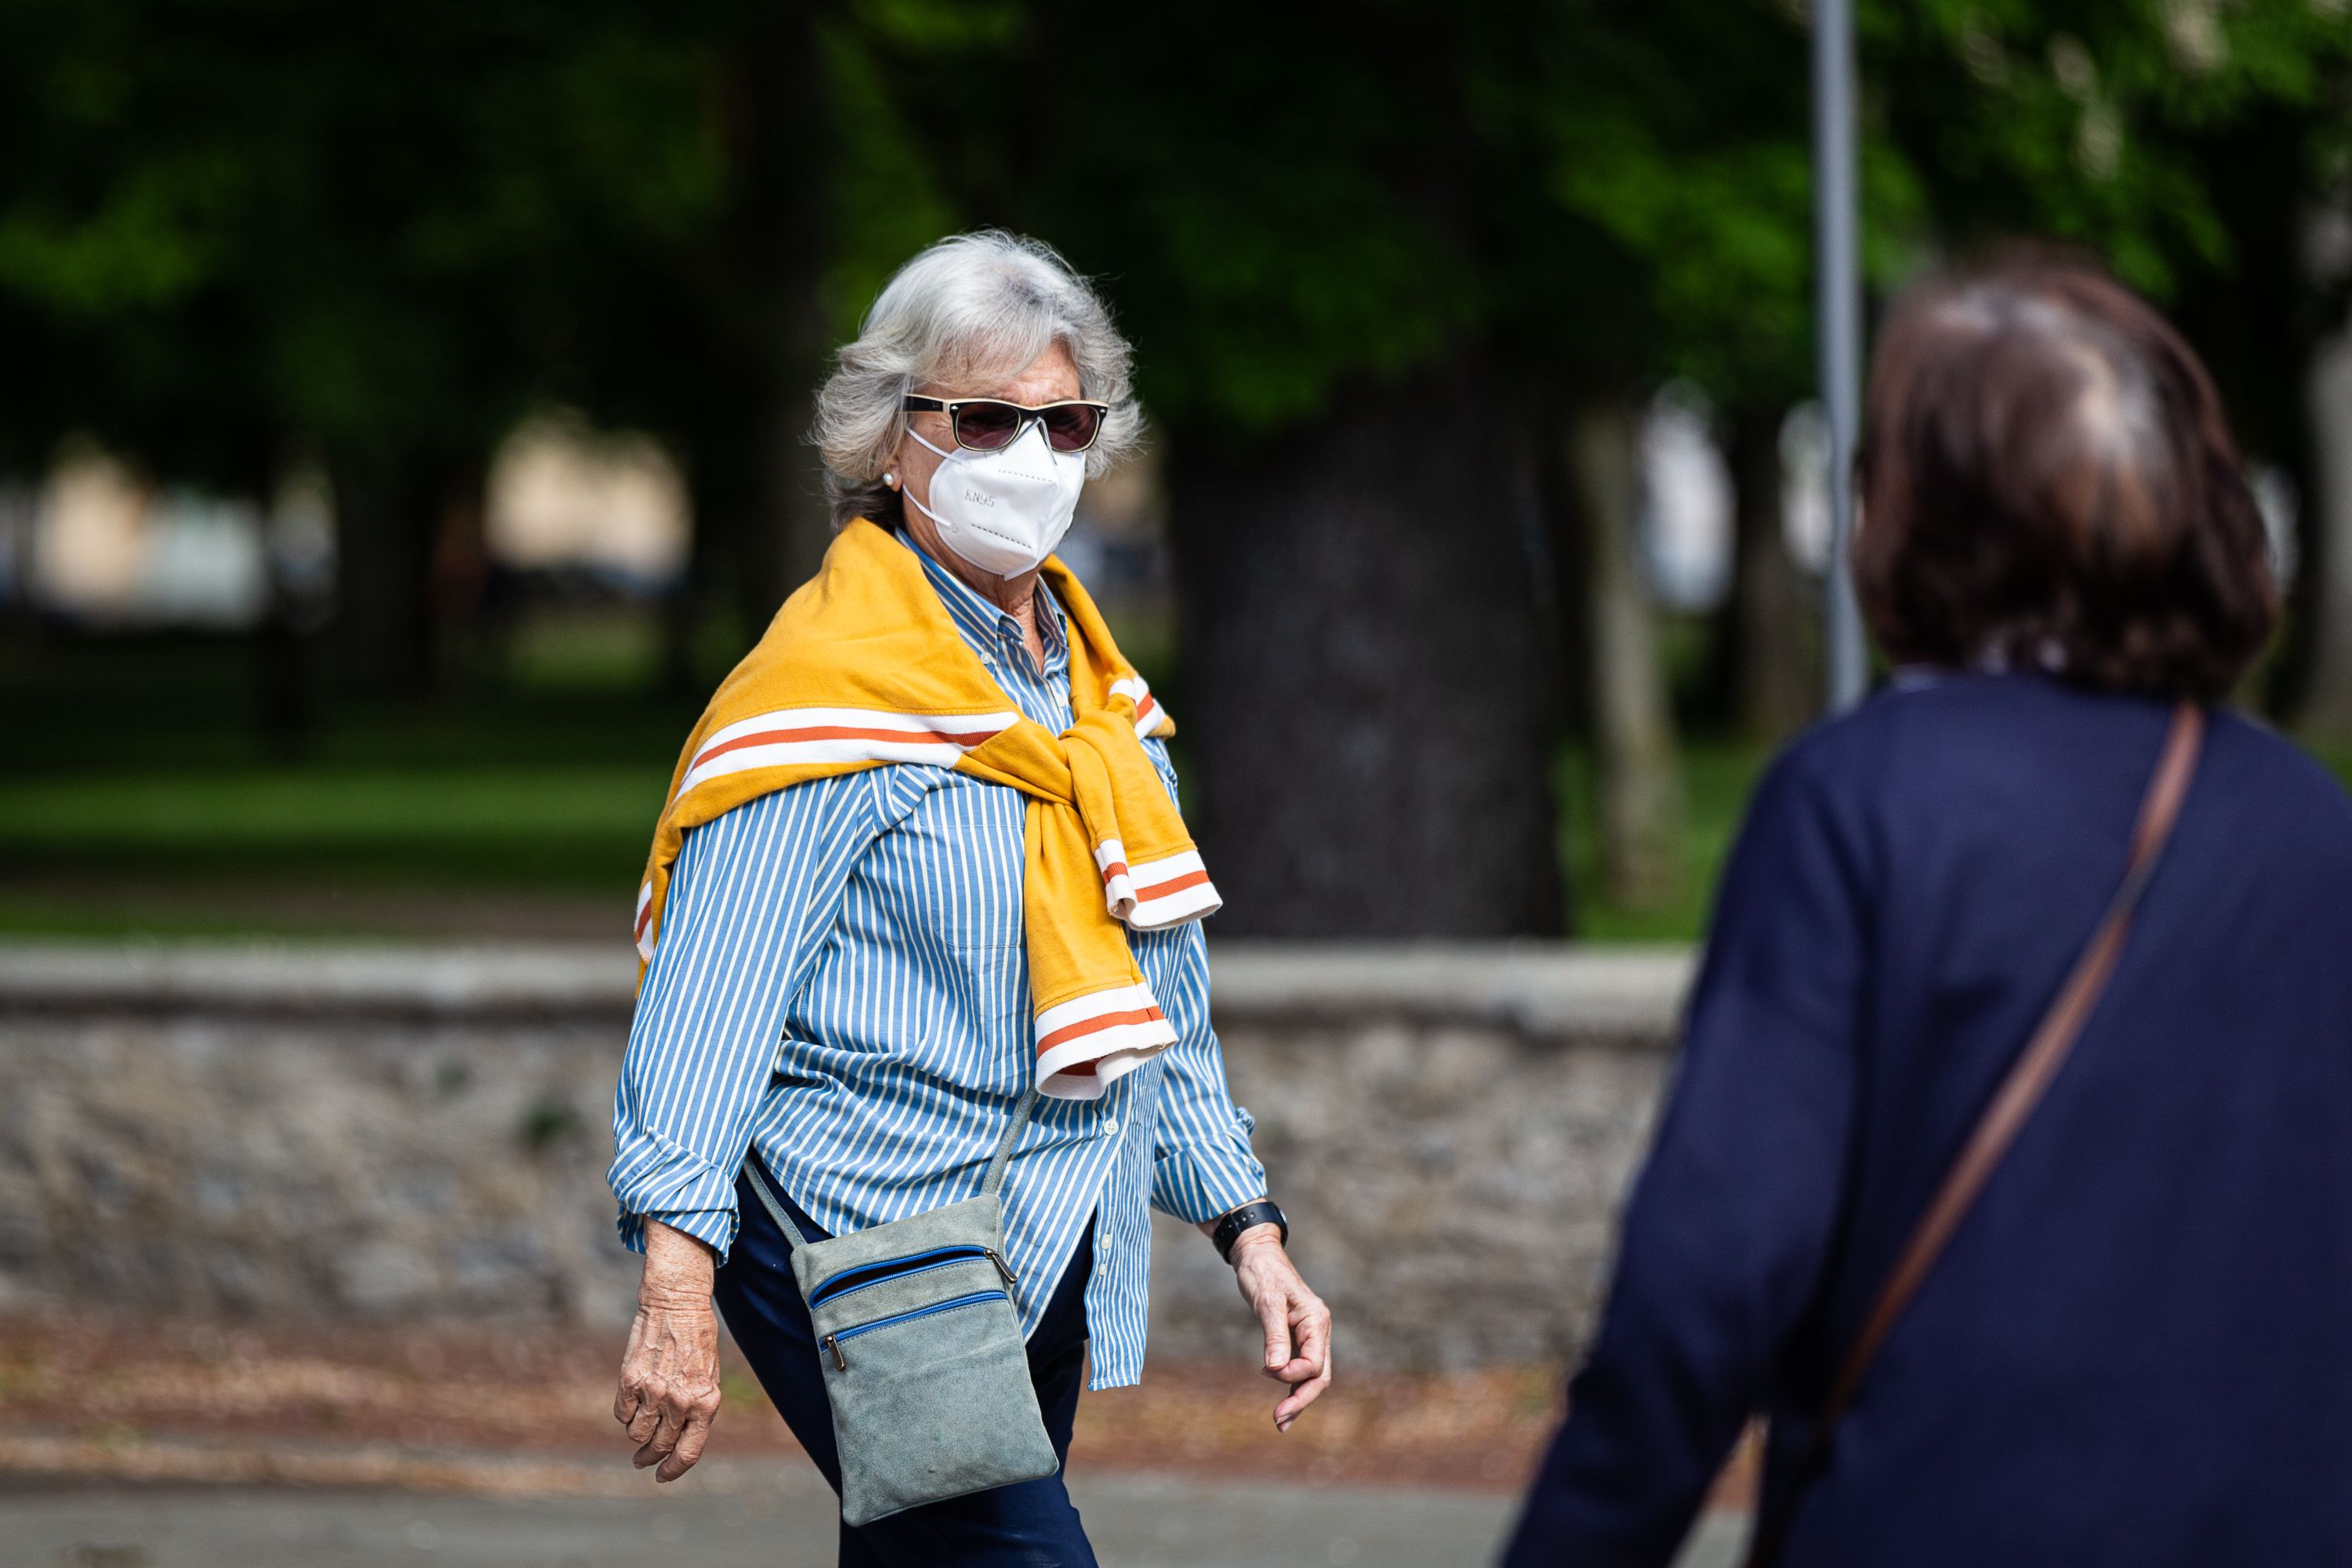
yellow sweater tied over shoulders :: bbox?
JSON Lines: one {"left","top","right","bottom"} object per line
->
{"left": 633, "top": 519, "right": 1220, "bottom": 1099}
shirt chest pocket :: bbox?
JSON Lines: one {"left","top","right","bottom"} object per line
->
{"left": 858, "top": 768, "right": 1029, "bottom": 960}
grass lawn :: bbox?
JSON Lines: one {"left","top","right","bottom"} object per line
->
{"left": 0, "top": 765, "right": 670, "bottom": 885}
{"left": 4, "top": 633, "right": 2347, "bottom": 944}
{"left": 13, "top": 736, "right": 2350, "bottom": 945}
{"left": 0, "top": 764, "right": 670, "bottom": 938}
{"left": 0, "top": 626, "right": 688, "bottom": 938}
{"left": 0, "top": 744, "right": 1771, "bottom": 943}
{"left": 1558, "top": 741, "right": 1769, "bottom": 943}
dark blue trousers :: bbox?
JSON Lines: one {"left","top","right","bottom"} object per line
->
{"left": 713, "top": 1165, "right": 1098, "bottom": 1568}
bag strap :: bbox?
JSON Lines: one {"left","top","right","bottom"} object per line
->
{"left": 742, "top": 1156, "right": 811, "bottom": 1250}
{"left": 1748, "top": 701, "right": 2205, "bottom": 1566}
{"left": 979, "top": 1085, "right": 1042, "bottom": 1197}
{"left": 740, "top": 1083, "right": 1043, "bottom": 1254}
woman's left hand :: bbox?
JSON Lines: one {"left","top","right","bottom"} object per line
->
{"left": 1226, "top": 1229, "right": 1333, "bottom": 1432}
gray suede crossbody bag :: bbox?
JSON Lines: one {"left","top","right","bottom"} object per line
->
{"left": 741, "top": 1088, "right": 1058, "bottom": 1527}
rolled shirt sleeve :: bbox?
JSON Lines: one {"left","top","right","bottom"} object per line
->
{"left": 1128, "top": 735, "right": 1268, "bottom": 1225}
{"left": 606, "top": 774, "right": 876, "bottom": 1260}
{"left": 1141, "top": 920, "right": 1269, "bottom": 1224}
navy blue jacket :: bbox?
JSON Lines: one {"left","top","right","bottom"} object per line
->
{"left": 1505, "top": 673, "right": 2352, "bottom": 1566}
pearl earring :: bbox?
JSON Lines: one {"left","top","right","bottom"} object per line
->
{"left": 884, "top": 471, "right": 898, "bottom": 488}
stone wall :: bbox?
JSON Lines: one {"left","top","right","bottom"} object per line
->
{"left": 0, "top": 941, "right": 1689, "bottom": 1370}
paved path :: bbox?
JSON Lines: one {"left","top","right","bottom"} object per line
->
{"left": 5, "top": 1474, "right": 1748, "bottom": 1567}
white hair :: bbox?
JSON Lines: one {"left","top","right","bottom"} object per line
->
{"left": 813, "top": 231, "right": 1145, "bottom": 530}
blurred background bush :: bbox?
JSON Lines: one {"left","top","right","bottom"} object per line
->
{"left": 6, "top": 0, "right": 2352, "bottom": 946}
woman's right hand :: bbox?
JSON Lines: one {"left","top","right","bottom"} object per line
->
{"left": 614, "top": 1219, "right": 723, "bottom": 1482}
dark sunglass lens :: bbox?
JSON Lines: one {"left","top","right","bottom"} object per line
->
{"left": 1041, "top": 405, "right": 1102, "bottom": 452}
{"left": 953, "top": 402, "right": 1022, "bottom": 450}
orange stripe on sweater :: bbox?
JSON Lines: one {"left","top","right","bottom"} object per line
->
{"left": 1036, "top": 1005, "right": 1167, "bottom": 1052}
{"left": 695, "top": 723, "right": 1001, "bottom": 768}
{"left": 1133, "top": 868, "right": 1211, "bottom": 902}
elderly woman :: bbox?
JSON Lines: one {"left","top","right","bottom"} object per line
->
{"left": 604, "top": 231, "right": 1331, "bottom": 1564}
{"left": 1504, "top": 259, "right": 2352, "bottom": 1566}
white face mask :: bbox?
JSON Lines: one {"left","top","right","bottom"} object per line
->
{"left": 902, "top": 419, "right": 1085, "bottom": 577}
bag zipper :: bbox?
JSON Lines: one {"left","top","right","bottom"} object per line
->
{"left": 809, "top": 1245, "right": 1020, "bottom": 1307}
{"left": 820, "top": 1290, "right": 1007, "bottom": 1371}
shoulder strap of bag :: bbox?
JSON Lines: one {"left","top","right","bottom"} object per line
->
{"left": 1747, "top": 701, "right": 2205, "bottom": 1566}
{"left": 979, "top": 1085, "right": 1042, "bottom": 1197}
{"left": 742, "top": 1084, "right": 1043, "bottom": 1253}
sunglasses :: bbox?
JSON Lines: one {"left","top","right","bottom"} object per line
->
{"left": 903, "top": 394, "right": 1109, "bottom": 455}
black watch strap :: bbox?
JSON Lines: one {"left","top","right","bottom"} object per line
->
{"left": 1213, "top": 1200, "right": 1288, "bottom": 1261}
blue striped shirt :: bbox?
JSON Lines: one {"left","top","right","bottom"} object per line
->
{"left": 608, "top": 533, "right": 1267, "bottom": 1389}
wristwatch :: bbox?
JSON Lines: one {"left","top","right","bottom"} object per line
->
{"left": 1212, "top": 1199, "right": 1289, "bottom": 1262}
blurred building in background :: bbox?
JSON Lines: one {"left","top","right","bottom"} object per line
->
{"left": 1639, "top": 390, "right": 1737, "bottom": 615}
{"left": 485, "top": 415, "right": 689, "bottom": 596}
{"left": 25, "top": 448, "right": 305, "bottom": 630}
{"left": 10, "top": 417, "right": 695, "bottom": 638}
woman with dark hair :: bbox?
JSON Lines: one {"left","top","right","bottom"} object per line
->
{"left": 1503, "top": 259, "right": 2352, "bottom": 1566}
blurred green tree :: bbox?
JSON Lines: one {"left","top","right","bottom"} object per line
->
{"left": 845, "top": 0, "right": 1862, "bottom": 927}
{"left": 0, "top": 0, "right": 752, "bottom": 698}
{"left": 10, "top": 0, "right": 2352, "bottom": 935}
{"left": 595, "top": 0, "right": 2352, "bottom": 931}
{"left": 1012, "top": 2, "right": 1564, "bottom": 935}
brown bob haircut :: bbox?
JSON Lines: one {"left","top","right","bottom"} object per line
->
{"left": 1853, "top": 256, "right": 2278, "bottom": 700}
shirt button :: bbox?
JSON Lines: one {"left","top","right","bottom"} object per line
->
{"left": 1102, "top": 1116, "right": 1121, "bottom": 1136}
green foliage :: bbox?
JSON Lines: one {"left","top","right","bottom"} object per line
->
{"left": 1001, "top": 2, "right": 1491, "bottom": 434}
{"left": 9, "top": 0, "right": 2350, "bottom": 475}
{"left": 1865, "top": 0, "right": 2352, "bottom": 298}
{"left": 0, "top": 0, "right": 733, "bottom": 477}
{"left": 817, "top": 11, "right": 967, "bottom": 342}
{"left": 1474, "top": 0, "right": 1836, "bottom": 405}
{"left": 826, "top": 0, "right": 2352, "bottom": 437}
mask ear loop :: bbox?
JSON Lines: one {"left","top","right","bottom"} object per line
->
{"left": 902, "top": 481, "right": 949, "bottom": 528}
{"left": 898, "top": 426, "right": 956, "bottom": 524}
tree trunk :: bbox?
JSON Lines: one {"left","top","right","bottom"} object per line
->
{"left": 1168, "top": 362, "right": 1563, "bottom": 937}
{"left": 326, "top": 449, "right": 441, "bottom": 698}
{"left": 0, "top": 485, "right": 36, "bottom": 648}
{"left": 1571, "top": 401, "right": 1684, "bottom": 911}
{"left": 661, "top": 9, "right": 833, "bottom": 693}
{"left": 662, "top": 463, "right": 739, "bottom": 695}
{"left": 252, "top": 586, "right": 312, "bottom": 760}
{"left": 1725, "top": 407, "right": 1818, "bottom": 742}
{"left": 249, "top": 456, "right": 312, "bottom": 760}
{"left": 738, "top": 11, "right": 834, "bottom": 625}
{"left": 2299, "top": 320, "right": 2352, "bottom": 739}
{"left": 2166, "top": 111, "right": 2324, "bottom": 719}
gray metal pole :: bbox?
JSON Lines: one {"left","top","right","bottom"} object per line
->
{"left": 1813, "top": 0, "right": 1869, "bottom": 709}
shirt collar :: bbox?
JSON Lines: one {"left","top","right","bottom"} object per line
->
{"left": 895, "top": 528, "right": 1069, "bottom": 677}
